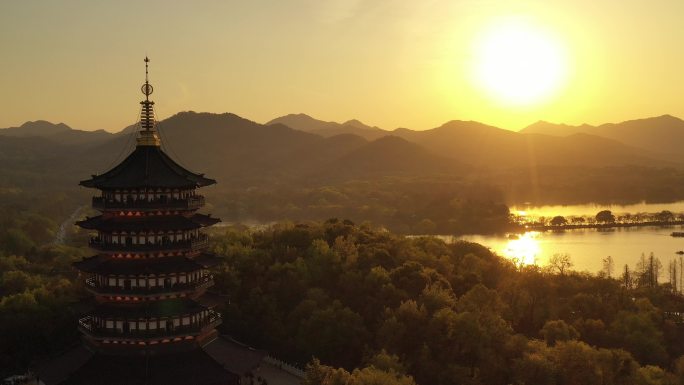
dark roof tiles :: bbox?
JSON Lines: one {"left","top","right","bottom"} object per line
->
{"left": 80, "top": 146, "right": 216, "bottom": 189}
{"left": 93, "top": 298, "right": 208, "bottom": 318}
{"left": 55, "top": 349, "right": 238, "bottom": 385}
{"left": 73, "top": 254, "right": 220, "bottom": 275}
{"left": 76, "top": 213, "right": 220, "bottom": 232}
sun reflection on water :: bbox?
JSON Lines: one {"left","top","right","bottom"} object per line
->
{"left": 501, "top": 232, "right": 541, "bottom": 266}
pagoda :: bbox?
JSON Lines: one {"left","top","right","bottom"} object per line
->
{"left": 51, "top": 58, "right": 244, "bottom": 385}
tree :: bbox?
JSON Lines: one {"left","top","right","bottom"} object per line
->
{"left": 551, "top": 341, "right": 603, "bottom": 385}
{"left": 550, "top": 216, "right": 568, "bottom": 226}
{"left": 414, "top": 219, "right": 436, "bottom": 234}
{"left": 602, "top": 256, "right": 614, "bottom": 278}
{"left": 571, "top": 216, "right": 586, "bottom": 225}
{"left": 655, "top": 210, "right": 675, "bottom": 222}
{"left": 304, "top": 358, "right": 418, "bottom": 385}
{"left": 296, "top": 300, "right": 368, "bottom": 368}
{"left": 622, "top": 264, "right": 633, "bottom": 289}
{"left": 596, "top": 210, "right": 616, "bottom": 224}
{"left": 540, "top": 320, "right": 579, "bottom": 346}
{"left": 548, "top": 254, "right": 573, "bottom": 275}
{"left": 609, "top": 309, "right": 668, "bottom": 366}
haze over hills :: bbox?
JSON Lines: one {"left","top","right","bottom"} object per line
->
{"left": 389, "top": 120, "right": 663, "bottom": 168}
{"left": 267, "top": 113, "right": 388, "bottom": 141}
{"left": 521, "top": 114, "right": 684, "bottom": 160}
{"left": 0, "top": 111, "right": 679, "bottom": 193}
{"left": 0, "top": 120, "right": 115, "bottom": 146}
{"left": 314, "top": 135, "right": 461, "bottom": 181}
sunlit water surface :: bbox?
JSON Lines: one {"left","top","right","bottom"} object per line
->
{"left": 445, "top": 201, "right": 684, "bottom": 274}
{"left": 510, "top": 201, "right": 684, "bottom": 218}
{"left": 451, "top": 226, "right": 684, "bottom": 273}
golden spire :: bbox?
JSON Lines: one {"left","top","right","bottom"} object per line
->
{"left": 137, "top": 56, "right": 161, "bottom": 147}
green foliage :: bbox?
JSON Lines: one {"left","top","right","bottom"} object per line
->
{"left": 596, "top": 210, "right": 616, "bottom": 224}
{"left": 210, "top": 221, "right": 684, "bottom": 384}
{"left": 609, "top": 309, "right": 668, "bottom": 366}
{"left": 0, "top": 193, "right": 86, "bottom": 377}
{"left": 208, "top": 179, "right": 511, "bottom": 235}
{"left": 304, "top": 358, "right": 418, "bottom": 385}
{"left": 550, "top": 215, "right": 568, "bottom": 226}
{"left": 540, "top": 320, "right": 579, "bottom": 346}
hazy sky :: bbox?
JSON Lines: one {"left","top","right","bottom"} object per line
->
{"left": 2, "top": 0, "right": 684, "bottom": 132}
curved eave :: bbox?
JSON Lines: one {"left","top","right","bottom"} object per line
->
{"left": 73, "top": 254, "right": 218, "bottom": 275}
{"left": 78, "top": 146, "right": 217, "bottom": 190}
{"left": 193, "top": 252, "right": 221, "bottom": 269}
{"left": 92, "top": 298, "right": 208, "bottom": 318}
{"left": 79, "top": 177, "right": 216, "bottom": 190}
{"left": 76, "top": 214, "right": 220, "bottom": 232}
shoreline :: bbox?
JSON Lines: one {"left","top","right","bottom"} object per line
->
{"left": 520, "top": 220, "right": 684, "bottom": 233}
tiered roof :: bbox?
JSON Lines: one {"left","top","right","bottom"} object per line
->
{"left": 73, "top": 253, "right": 219, "bottom": 275}
{"left": 80, "top": 145, "right": 216, "bottom": 189}
{"left": 76, "top": 213, "right": 219, "bottom": 231}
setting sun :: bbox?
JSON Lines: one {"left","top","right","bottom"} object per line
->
{"left": 472, "top": 19, "right": 569, "bottom": 106}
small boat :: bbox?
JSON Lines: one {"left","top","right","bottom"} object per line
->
{"left": 671, "top": 232, "right": 684, "bottom": 237}
{"left": 677, "top": 251, "right": 684, "bottom": 255}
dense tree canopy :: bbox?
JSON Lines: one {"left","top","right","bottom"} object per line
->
{"left": 209, "top": 220, "right": 684, "bottom": 385}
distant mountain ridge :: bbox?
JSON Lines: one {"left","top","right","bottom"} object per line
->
{"left": 267, "top": 113, "right": 388, "bottom": 141}
{"left": 0, "top": 120, "right": 114, "bottom": 146}
{"left": 0, "top": 120, "right": 71, "bottom": 136}
{"left": 1, "top": 111, "right": 680, "bottom": 191}
{"left": 521, "top": 114, "right": 684, "bottom": 161}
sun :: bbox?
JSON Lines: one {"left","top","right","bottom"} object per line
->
{"left": 472, "top": 19, "right": 569, "bottom": 106}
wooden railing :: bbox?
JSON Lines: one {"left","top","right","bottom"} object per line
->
{"left": 92, "top": 195, "right": 205, "bottom": 211}
{"left": 85, "top": 275, "right": 213, "bottom": 296}
{"left": 89, "top": 235, "right": 208, "bottom": 252}
{"left": 78, "top": 311, "right": 222, "bottom": 340}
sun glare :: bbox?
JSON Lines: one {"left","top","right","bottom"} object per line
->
{"left": 503, "top": 232, "right": 541, "bottom": 266}
{"left": 472, "top": 19, "right": 569, "bottom": 106}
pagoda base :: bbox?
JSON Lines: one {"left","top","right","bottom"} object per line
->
{"left": 55, "top": 349, "right": 239, "bottom": 385}
{"left": 82, "top": 328, "right": 219, "bottom": 355}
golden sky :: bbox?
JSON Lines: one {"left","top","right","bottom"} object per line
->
{"left": 2, "top": 0, "right": 684, "bottom": 132}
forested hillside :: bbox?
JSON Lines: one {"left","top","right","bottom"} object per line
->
{"left": 208, "top": 220, "right": 684, "bottom": 384}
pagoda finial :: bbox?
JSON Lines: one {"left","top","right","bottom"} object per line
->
{"left": 141, "top": 56, "right": 153, "bottom": 103}
{"left": 137, "top": 56, "right": 161, "bottom": 146}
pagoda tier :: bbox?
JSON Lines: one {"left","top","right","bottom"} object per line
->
{"left": 74, "top": 254, "right": 219, "bottom": 301}
{"left": 77, "top": 298, "right": 221, "bottom": 347}
{"left": 92, "top": 193, "right": 206, "bottom": 212}
{"left": 77, "top": 213, "right": 220, "bottom": 232}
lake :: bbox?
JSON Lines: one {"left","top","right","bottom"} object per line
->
{"left": 449, "top": 201, "right": 684, "bottom": 275}
{"left": 510, "top": 201, "right": 684, "bottom": 218}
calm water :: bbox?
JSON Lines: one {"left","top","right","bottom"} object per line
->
{"left": 452, "top": 226, "right": 684, "bottom": 274}
{"left": 510, "top": 201, "right": 684, "bottom": 218}
{"left": 450, "top": 201, "right": 684, "bottom": 274}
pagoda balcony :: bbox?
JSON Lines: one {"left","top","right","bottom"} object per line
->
{"left": 78, "top": 311, "right": 222, "bottom": 342}
{"left": 84, "top": 275, "right": 214, "bottom": 298}
{"left": 89, "top": 235, "right": 209, "bottom": 253}
{"left": 92, "top": 195, "right": 205, "bottom": 211}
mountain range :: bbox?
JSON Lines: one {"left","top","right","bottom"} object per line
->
{"left": 521, "top": 114, "right": 684, "bottom": 161}
{"left": 1, "top": 112, "right": 682, "bottom": 190}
